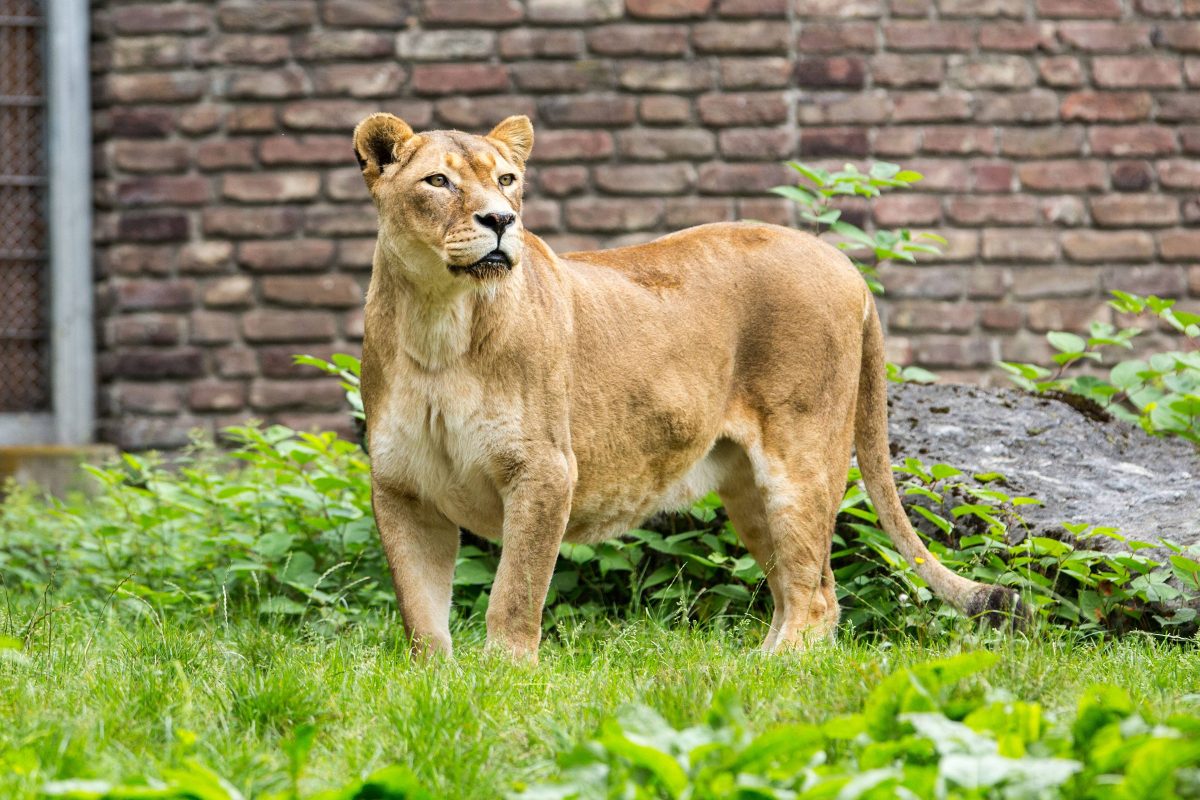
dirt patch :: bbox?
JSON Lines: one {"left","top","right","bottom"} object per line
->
{"left": 885, "top": 383, "right": 1200, "bottom": 550}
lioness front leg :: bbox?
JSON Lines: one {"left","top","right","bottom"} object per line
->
{"left": 371, "top": 480, "right": 459, "bottom": 657}
{"left": 487, "top": 454, "right": 572, "bottom": 660}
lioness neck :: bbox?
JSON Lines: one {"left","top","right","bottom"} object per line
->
{"left": 366, "top": 246, "right": 526, "bottom": 372}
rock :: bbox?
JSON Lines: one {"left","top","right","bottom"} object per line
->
{"left": 885, "top": 382, "right": 1200, "bottom": 550}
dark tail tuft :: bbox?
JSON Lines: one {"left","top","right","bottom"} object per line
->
{"left": 964, "top": 585, "right": 1030, "bottom": 629}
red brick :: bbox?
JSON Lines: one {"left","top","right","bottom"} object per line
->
{"left": 193, "top": 34, "right": 291, "bottom": 65}
{"left": 217, "top": 1, "right": 318, "bottom": 31}
{"left": 435, "top": 97, "right": 536, "bottom": 129}
{"left": 980, "top": 304, "right": 1023, "bottom": 330}
{"left": 260, "top": 135, "right": 352, "bottom": 166}
{"left": 281, "top": 100, "right": 384, "bottom": 130}
{"left": 693, "top": 21, "right": 790, "bottom": 53}
{"left": 1057, "top": 22, "right": 1152, "bottom": 52}
{"left": 893, "top": 91, "right": 972, "bottom": 122}
{"left": 229, "top": 106, "right": 278, "bottom": 132}
{"left": 203, "top": 208, "right": 303, "bottom": 238}
{"left": 242, "top": 310, "right": 337, "bottom": 342}
{"left": 107, "top": 73, "right": 207, "bottom": 104}
{"left": 189, "top": 381, "right": 246, "bottom": 412}
{"left": 1093, "top": 57, "right": 1183, "bottom": 88}
{"left": 797, "top": 92, "right": 892, "bottom": 125}
{"left": 737, "top": 198, "right": 792, "bottom": 225}
{"left": 1137, "top": 0, "right": 1179, "bottom": 14}
{"left": 1156, "top": 158, "right": 1200, "bottom": 188}
{"left": 797, "top": 22, "right": 877, "bottom": 52}
{"left": 697, "top": 162, "right": 790, "bottom": 194}
{"left": 1036, "top": 0, "right": 1121, "bottom": 17}
{"left": 720, "top": 58, "right": 792, "bottom": 89}
{"left": 618, "top": 129, "right": 715, "bottom": 160}
{"left": 947, "top": 196, "right": 1039, "bottom": 225}
{"left": 973, "top": 161, "right": 1015, "bottom": 192}
{"left": 626, "top": 0, "right": 713, "bottom": 18}
{"left": 321, "top": 0, "right": 407, "bottom": 26}
{"left": 236, "top": 241, "right": 336, "bottom": 272}
{"left": 1061, "top": 230, "right": 1156, "bottom": 262}
{"left": 587, "top": 24, "right": 688, "bottom": 55}
{"left": 421, "top": 0, "right": 522, "bottom": 25}
{"left": 105, "top": 245, "right": 173, "bottom": 276}
{"left": 295, "top": 32, "right": 393, "bottom": 60}
{"left": 1090, "top": 195, "right": 1179, "bottom": 227}
{"left": 889, "top": 301, "right": 977, "bottom": 333}
{"left": 250, "top": 379, "right": 346, "bottom": 410}
{"left": 497, "top": 30, "right": 579, "bottom": 59}
{"left": 222, "top": 172, "right": 321, "bottom": 203}
{"left": 979, "top": 23, "right": 1050, "bottom": 51}
{"left": 877, "top": 265, "right": 965, "bottom": 298}
{"left": 564, "top": 197, "right": 664, "bottom": 231}
{"left": 999, "top": 127, "right": 1084, "bottom": 157}
{"left": 1038, "top": 56, "right": 1085, "bottom": 87}
{"left": 327, "top": 167, "right": 369, "bottom": 201}
{"left": 718, "top": 0, "right": 788, "bottom": 15}
{"left": 107, "top": 108, "right": 177, "bottom": 139}
{"left": 939, "top": 0, "right": 1023, "bottom": 15}
{"left": 536, "top": 130, "right": 615, "bottom": 161}
{"left": 202, "top": 275, "right": 255, "bottom": 307}
{"left": 923, "top": 126, "right": 995, "bottom": 155}
{"left": 617, "top": 61, "right": 711, "bottom": 92}
{"left": 1159, "top": 93, "right": 1200, "bottom": 122}
{"left": 112, "top": 37, "right": 188, "bottom": 69}
{"left": 261, "top": 275, "right": 363, "bottom": 307}
{"left": 870, "top": 55, "right": 945, "bottom": 88}
{"left": 1025, "top": 300, "right": 1110, "bottom": 332}
{"left": 700, "top": 93, "right": 791, "bottom": 130}
{"left": 178, "top": 106, "right": 224, "bottom": 135}
{"left": 116, "top": 213, "right": 190, "bottom": 242}
{"left": 795, "top": 57, "right": 866, "bottom": 88}
{"left": 1061, "top": 91, "right": 1152, "bottom": 122}
{"left": 106, "top": 314, "right": 186, "bottom": 346}
{"left": 639, "top": 95, "right": 692, "bottom": 124}
{"left": 976, "top": 90, "right": 1059, "bottom": 122}
{"left": 1103, "top": 265, "right": 1187, "bottom": 296}
{"left": 873, "top": 195, "right": 943, "bottom": 226}
{"left": 594, "top": 163, "right": 696, "bottom": 195}
{"left": 912, "top": 336, "right": 996, "bottom": 368}
{"left": 663, "top": 197, "right": 733, "bottom": 227}
{"left": 227, "top": 66, "right": 309, "bottom": 100}
{"left": 890, "top": 0, "right": 933, "bottom": 15}
{"left": 718, "top": 128, "right": 794, "bottom": 159}
{"left": 109, "top": 348, "right": 205, "bottom": 380}
{"left": 1111, "top": 161, "right": 1155, "bottom": 191}
{"left": 884, "top": 22, "right": 974, "bottom": 51}
{"left": 540, "top": 94, "right": 637, "bottom": 126}
{"left": 798, "top": 127, "right": 870, "bottom": 156}
{"left": 116, "top": 176, "right": 211, "bottom": 207}
{"left": 1160, "top": 230, "right": 1200, "bottom": 260}
{"left": 214, "top": 347, "right": 258, "bottom": 378}
{"left": 901, "top": 159, "right": 973, "bottom": 191}
{"left": 538, "top": 166, "right": 589, "bottom": 196}
{"left": 338, "top": 239, "right": 377, "bottom": 270}
{"left": 112, "top": 4, "right": 210, "bottom": 33}
{"left": 1090, "top": 126, "right": 1178, "bottom": 156}
{"left": 982, "top": 229, "right": 1059, "bottom": 261}
{"left": 949, "top": 55, "right": 1037, "bottom": 88}
{"left": 1017, "top": 160, "right": 1107, "bottom": 191}
{"left": 306, "top": 205, "right": 378, "bottom": 236}
{"left": 189, "top": 311, "right": 237, "bottom": 344}
{"left": 1160, "top": 22, "right": 1200, "bottom": 52}
{"left": 110, "top": 383, "right": 184, "bottom": 414}
{"left": 395, "top": 30, "right": 497, "bottom": 61}
{"left": 196, "top": 139, "right": 257, "bottom": 170}
{"left": 179, "top": 241, "right": 234, "bottom": 274}
{"left": 312, "top": 63, "right": 407, "bottom": 98}
{"left": 797, "top": 0, "right": 883, "bottom": 16}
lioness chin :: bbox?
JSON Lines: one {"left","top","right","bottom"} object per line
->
{"left": 352, "top": 112, "right": 1021, "bottom": 660}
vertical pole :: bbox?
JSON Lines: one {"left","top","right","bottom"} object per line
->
{"left": 46, "top": 0, "right": 94, "bottom": 445}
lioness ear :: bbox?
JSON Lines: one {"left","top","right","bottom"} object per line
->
{"left": 487, "top": 115, "right": 534, "bottom": 168}
{"left": 352, "top": 113, "right": 414, "bottom": 190}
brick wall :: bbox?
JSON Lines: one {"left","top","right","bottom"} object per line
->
{"left": 91, "top": 0, "right": 1200, "bottom": 448}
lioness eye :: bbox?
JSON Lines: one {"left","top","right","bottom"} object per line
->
{"left": 498, "top": 174, "right": 515, "bottom": 186}
{"left": 425, "top": 174, "right": 448, "bottom": 188}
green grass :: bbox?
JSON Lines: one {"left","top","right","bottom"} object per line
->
{"left": 2, "top": 608, "right": 1198, "bottom": 799}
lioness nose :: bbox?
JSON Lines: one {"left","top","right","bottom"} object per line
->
{"left": 476, "top": 212, "right": 515, "bottom": 236}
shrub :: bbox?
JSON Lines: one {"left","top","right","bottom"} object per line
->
{"left": 999, "top": 291, "right": 1200, "bottom": 446}
{"left": 516, "top": 652, "right": 1200, "bottom": 799}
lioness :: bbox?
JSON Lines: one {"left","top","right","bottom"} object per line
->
{"left": 353, "top": 113, "right": 1019, "bottom": 659}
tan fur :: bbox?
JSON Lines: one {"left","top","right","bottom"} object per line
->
{"left": 353, "top": 114, "right": 1019, "bottom": 660}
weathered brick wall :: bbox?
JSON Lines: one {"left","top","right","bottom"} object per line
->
{"left": 91, "top": 0, "right": 1200, "bottom": 448}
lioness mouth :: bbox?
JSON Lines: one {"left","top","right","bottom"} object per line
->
{"left": 451, "top": 249, "right": 512, "bottom": 278}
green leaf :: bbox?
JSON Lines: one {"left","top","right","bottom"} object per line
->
{"left": 1047, "top": 331, "right": 1087, "bottom": 354}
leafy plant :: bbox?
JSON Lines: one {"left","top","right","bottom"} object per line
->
{"left": 999, "top": 291, "right": 1200, "bottom": 445}
{"left": 771, "top": 160, "right": 946, "bottom": 295}
{"left": 517, "top": 653, "right": 1200, "bottom": 799}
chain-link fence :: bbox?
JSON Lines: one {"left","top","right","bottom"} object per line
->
{"left": 0, "top": 0, "right": 48, "bottom": 413}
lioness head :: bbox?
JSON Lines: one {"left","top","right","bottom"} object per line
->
{"left": 352, "top": 113, "right": 534, "bottom": 283}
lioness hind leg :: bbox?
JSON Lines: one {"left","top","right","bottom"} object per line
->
{"left": 750, "top": 447, "right": 849, "bottom": 652}
{"left": 719, "top": 465, "right": 786, "bottom": 651}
